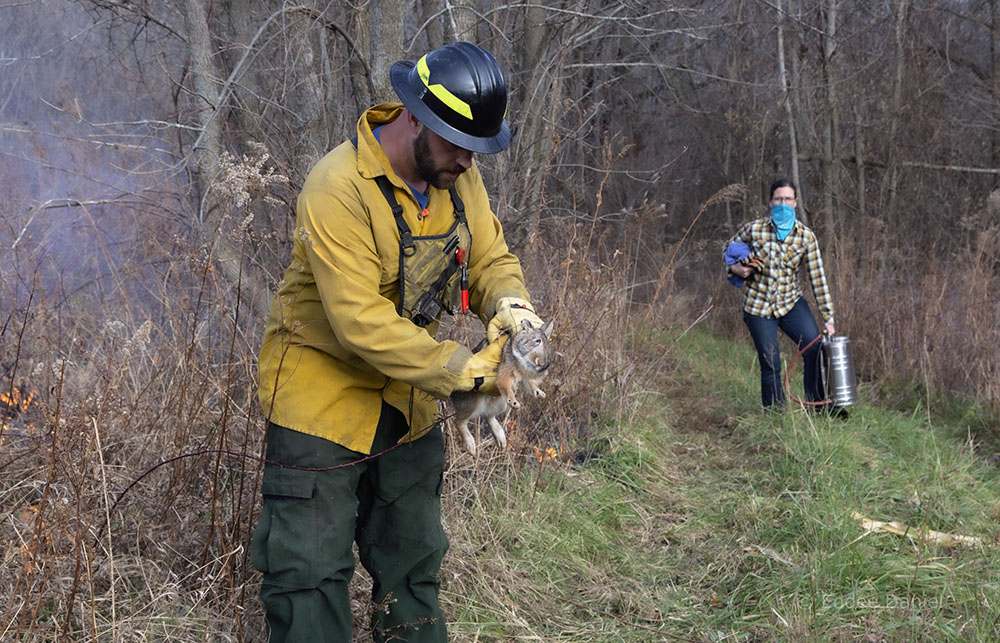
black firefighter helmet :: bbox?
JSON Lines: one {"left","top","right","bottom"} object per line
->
{"left": 390, "top": 42, "right": 510, "bottom": 154}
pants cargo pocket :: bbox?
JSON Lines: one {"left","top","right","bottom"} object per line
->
{"left": 250, "top": 466, "right": 318, "bottom": 588}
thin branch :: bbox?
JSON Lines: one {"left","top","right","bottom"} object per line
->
{"left": 901, "top": 161, "right": 1000, "bottom": 175}
{"left": 565, "top": 61, "right": 774, "bottom": 88}
{"left": 186, "top": 5, "right": 367, "bottom": 163}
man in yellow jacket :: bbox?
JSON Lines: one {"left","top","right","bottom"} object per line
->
{"left": 250, "top": 42, "right": 544, "bottom": 642}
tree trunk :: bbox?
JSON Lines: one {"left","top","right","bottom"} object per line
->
{"left": 184, "top": 0, "right": 270, "bottom": 319}
{"left": 512, "top": 4, "right": 566, "bottom": 247}
{"left": 222, "top": 0, "right": 260, "bottom": 138}
{"left": 821, "top": 0, "right": 839, "bottom": 245}
{"left": 185, "top": 0, "right": 225, "bottom": 170}
{"left": 421, "top": 0, "right": 446, "bottom": 46}
{"left": 291, "top": 25, "right": 335, "bottom": 165}
{"left": 991, "top": 0, "right": 1000, "bottom": 189}
{"left": 882, "top": 0, "right": 908, "bottom": 222}
{"left": 368, "top": 0, "right": 405, "bottom": 104}
{"left": 349, "top": 0, "right": 405, "bottom": 110}
{"left": 776, "top": 0, "right": 805, "bottom": 222}
{"left": 444, "top": 0, "right": 481, "bottom": 41}
{"left": 853, "top": 101, "right": 866, "bottom": 221}
{"left": 722, "top": 0, "right": 747, "bottom": 232}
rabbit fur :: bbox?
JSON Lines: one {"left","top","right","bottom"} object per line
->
{"left": 450, "top": 318, "right": 554, "bottom": 455}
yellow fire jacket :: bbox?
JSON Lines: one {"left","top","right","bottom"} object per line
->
{"left": 257, "top": 103, "right": 530, "bottom": 454}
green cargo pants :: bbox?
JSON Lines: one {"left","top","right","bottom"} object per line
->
{"left": 250, "top": 403, "right": 449, "bottom": 642}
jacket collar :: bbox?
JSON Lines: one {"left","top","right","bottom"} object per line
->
{"left": 355, "top": 103, "right": 405, "bottom": 183}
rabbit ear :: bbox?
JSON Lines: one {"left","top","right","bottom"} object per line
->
{"left": 521, "top": 318, "right": 534, "bottom": 331}
{"left": 541, "top": 319, "right": 554, "bottom": 338}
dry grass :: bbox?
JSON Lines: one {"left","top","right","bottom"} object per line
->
{"left": 3, "top": 171, "right": 1000, "bottom": 641}
{"left": 0, "top": 251, "right": 268, "bottom": 640}
{"left": 0, "top": 147, "right": 657, "bottom": 640}
{"left": 763, "top": 188, "right": 1000, "bottom": 440}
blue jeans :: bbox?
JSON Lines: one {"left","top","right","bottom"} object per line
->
{"left": 743, "top": 297, "right": 823, "bottom": 408}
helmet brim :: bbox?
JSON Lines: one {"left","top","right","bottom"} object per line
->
{"left": 391, "top": 60, "right": 511, "bottom": 155}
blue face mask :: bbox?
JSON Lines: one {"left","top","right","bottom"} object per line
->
{"left": 770, "top": 203, "right": 796, "bottom": 241}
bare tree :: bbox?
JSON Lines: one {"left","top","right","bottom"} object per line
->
{"left": 776, "top": 0, "right": 806, "bottom": 221}
{"left": 880, "top": 0, "right": 908, "bottom": 224}
{"left": 820, "top": 0, "right": 839, "bottom": 244}
{"left": 990, "top": 0, "right": 1000, "bottom": 190}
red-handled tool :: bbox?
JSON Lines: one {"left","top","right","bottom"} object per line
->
{"left": 455, "top": 248, "right": 469, "bottom": 312}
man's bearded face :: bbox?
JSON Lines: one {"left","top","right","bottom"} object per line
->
{"left": 413, "top": 127, "right": 468, "bottom": 190}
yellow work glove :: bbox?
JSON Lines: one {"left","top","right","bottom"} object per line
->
{"left": 486, "top": 297, "right": 544, "bottom": 342}
{"left": 455, "top": 336, "right": 506, "bottom": 394}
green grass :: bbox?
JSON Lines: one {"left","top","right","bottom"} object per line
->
{"left": 442, "top": 328, "right": 1000, "bottom": 641}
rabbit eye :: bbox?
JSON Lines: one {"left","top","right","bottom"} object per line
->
{"left": 533, "top": 338, "right": 541, "bottom": 345}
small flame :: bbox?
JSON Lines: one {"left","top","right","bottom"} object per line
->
{"left": 532, "top": 446, "right": 560, "bottom": 463}
{"left": 502, "top": 418, "right": 560, "bottom": 463}
{"left": 2, "top": 387, "right": 36, "bottom": 414}
{"left": 1, "top": 384, "right": 41, "bottom": 435}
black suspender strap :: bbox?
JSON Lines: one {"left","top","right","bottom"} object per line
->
{"left": 374, "top": 175, "right": 416, "bottom": 255}
{"left": 350, "top": 135, "right": 466, "bottom": 257}
{"left": 448, "top": 186, "right": 467, "bottom": 225}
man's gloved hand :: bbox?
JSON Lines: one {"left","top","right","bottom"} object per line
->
{"left": 455, "top": 336, "right": 507, "bottom": 394}
{"left": 486, "top": 297, "right": 544, "bottom": 342}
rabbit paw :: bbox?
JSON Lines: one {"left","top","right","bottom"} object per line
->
{"left": 459, "top": 424, "right": 477, "bottom": 456}
{"left": 488, "top": 416, "right": 507, "bottom": 449}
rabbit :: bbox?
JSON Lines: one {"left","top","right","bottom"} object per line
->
{"left": 451, "top": 318, "right": 554, "bottom": 455}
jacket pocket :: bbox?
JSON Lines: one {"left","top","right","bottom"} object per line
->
{"left": 782, "top": 239, "right": 806, "bottom": 267}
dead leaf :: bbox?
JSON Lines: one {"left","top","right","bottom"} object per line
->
{"left": 852, "top": 511, "right": 984, "bottom": 547}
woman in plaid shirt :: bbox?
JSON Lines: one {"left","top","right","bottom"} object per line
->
{"left": 726, "top": 179, "right": 836, "bottom": 409}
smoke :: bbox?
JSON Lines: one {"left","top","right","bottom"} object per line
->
{"left": 1, "top": 0, "right": 191, "bottom": 320}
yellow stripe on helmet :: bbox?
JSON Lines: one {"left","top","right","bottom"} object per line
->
{"left": 418, "top": 55, "right": 473, "bottom": 121}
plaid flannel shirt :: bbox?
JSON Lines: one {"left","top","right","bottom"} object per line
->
{"left": 726, "top": 218, "right": 835, "bottom": 324}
